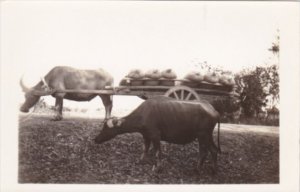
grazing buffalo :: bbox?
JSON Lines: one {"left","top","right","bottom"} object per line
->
{"left": 95, "top": 96, "right": 221, "bottom": 172}
{"left": 20, "top": 66, "right": 113, "bottom": 120}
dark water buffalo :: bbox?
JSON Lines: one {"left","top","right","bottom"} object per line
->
{"left": 20, "top": 66, "right": 113, "bottom": 120}
{"left": 95, "top": 96, "right": 221, "bottom": 172}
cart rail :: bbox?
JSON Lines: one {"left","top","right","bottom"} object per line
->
{"left": 53, "top": 85, "right": 237, "bottom": 97}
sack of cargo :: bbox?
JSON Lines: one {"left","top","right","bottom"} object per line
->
{"left": 127, "top": 69, "right": 144, "bottom": 79}
{"left": 204, "top": 72, "right": 219, "bottom": 84}
{"left": 119, "top": 78, "right": 131, "bottom": 86}
{"left": 219, "top": 73, "right": 235, "bottom": 86}
{"left": 161, "top": 69, "right": 177, "bottom": 79}
{"left": 219, "top": 75, "right": 229, "bottom": 85}
{"left": 226, "top": 77, "right": 235, "bottom": 86}
{"left": 145, "top": 69, "right": 161, "bottom": 80}
{"left": 184, "top": 71, "right": 204, "bottom": 83}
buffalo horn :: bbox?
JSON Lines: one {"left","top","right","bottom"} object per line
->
{"left": 19, "top": 76, "right": 30, "bottom": 92}
{"left": 41, "top": 76, "right": 49, "bottom": 88}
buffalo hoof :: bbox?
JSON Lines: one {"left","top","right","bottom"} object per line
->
{"left": 138, "top": 157, "right": 150, "bottom": 165}
{"left": 195, "top": 167, "right": 202, "bottom": 175}
{"left": 152, "top": 165, "right": 162, "bottom": 173}
{"left": 138, "top": 159, "right": 146, "bottom": 164}
{"left": 152, "top": 161, "right": 164, "bottom": 173}
{"left": 51, "top": 115, "right": 62, "bottom": 121}
{"left": 196, "top": 162, "right": 205, "bottom": 174}
{"left": 140, "top": 153, "right": 149, "bottom": 162}
{"left": 210, "top": 167, "right": 218, "bottom": 175}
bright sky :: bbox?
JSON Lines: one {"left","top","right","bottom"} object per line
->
{"left": 0, "top": 1, "right": 295, "bottom": 111}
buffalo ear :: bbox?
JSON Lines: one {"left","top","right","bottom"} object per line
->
{"left": 112, "top": 117, "right": 123, "bottom": 126}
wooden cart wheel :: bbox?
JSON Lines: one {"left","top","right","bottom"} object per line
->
{"left": 164, "top": 86, "right": 200, "bottom": 101}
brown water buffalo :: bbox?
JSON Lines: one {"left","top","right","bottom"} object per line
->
{"left": 20, "top": 66, "right": 113, "bottom": 120}
{"left": 95, "top": 96, "right": 221, "bottom": 172}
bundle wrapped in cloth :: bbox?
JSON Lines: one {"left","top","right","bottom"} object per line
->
{"left": 184, "top": 71, "right": 204, "bottom": 83}
{"left": 160, "top": 69, "right": 177, "bottom": 86}
{"left": 219, "top": 72, "right": 235, "bottom": 86}
{"left": 119, "top": 68, "right": 180, "bottom": 86}
{"left": 204, "top": 72, "right": 220, "bottom": 84}
{"left": 119, "top": 69, "right": 144, "bottom": 86}
{"left": 127, "top": 69, "right": 144, "bottom": 79}
{"left": 144, "top": 69, "right": 161, "bottom": 86}
{"left": 144, "top": 69, "right": 161, "bottom": 80}
{"left": 161, "top": 69, "right": 177, "bottom": 79}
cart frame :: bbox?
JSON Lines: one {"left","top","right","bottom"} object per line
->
{"left": 51, "top": 79, "right": 237, "bottom": 103}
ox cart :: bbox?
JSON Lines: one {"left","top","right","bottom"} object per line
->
{"left": 53, "top": 78, "right": 238, "bottom": 105}
{"left": 20, "top": 67, "right": 238, "bottom": 120}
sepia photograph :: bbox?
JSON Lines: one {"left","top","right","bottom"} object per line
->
{"left": 0, "top": 1, "right": 299, "bottom": 192}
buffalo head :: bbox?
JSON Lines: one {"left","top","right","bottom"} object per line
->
{"left": 94, "top": 117, "right": 125, "bottom": 144}
{"left": 19, "top": 77, "right": 52, "bottom": 113}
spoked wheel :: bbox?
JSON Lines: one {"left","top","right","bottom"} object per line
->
{"left": 164, "top": 86, "right": 200, "bottom": 101}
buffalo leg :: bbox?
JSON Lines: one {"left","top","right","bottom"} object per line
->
{"left": 197, "top": 143, "right": 208, "bottom": 171}
{"left": 52, "top": 97, "right": 63, "bottom": 121}
{"left": 197, "top": 135, "right": 209, "bottom": 171}
{"left": 151, "top": 140, "right": 162, "bottom": 172}
{"left": 140, "top": 136, "right": 151, "bottom": 161}
{"left": 208, "top": 142, "right": 218, "bottom": 173}
{"left": 99, "top": 95, "right": 113, "bottom": 119}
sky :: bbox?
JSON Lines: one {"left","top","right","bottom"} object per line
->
{"left": 0, "top": 1, "right": 296, "bottom": 112}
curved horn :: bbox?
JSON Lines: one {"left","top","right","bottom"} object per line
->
{"left": 40, "top": 76, "right": 49, "bottom": 88}
{"left": 20, "top": 76, "right": 30, "bottom": 92}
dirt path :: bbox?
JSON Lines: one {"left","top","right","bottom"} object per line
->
{"left": 19, "top": 114, "right": 280, "bottom": 134}
{"left": 221, "top": 123, "right": 279, "bottom": 135}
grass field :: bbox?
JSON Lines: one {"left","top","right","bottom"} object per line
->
{"left": 19, "top": 114, "right": 279, "bottom": 184}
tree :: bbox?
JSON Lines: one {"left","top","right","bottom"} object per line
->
{"left": 265, "top": 29, "right": 280, "bottom": 109}
{"left": 235, "top": 30, "right": 280, "bottom": 118}
{"left": 260, "top": 64, "right": 279, "bottom": 109}
{"left": 235, "top": 67, "right": 268, "bottom": 118}
{"left": 268, "top": 29, "right": 280, "bottom": 59}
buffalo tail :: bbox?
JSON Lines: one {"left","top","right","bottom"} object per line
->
{"left": 217, "top": 120, "right": 221, "bottom": 153}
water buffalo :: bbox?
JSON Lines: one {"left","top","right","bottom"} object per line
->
{"left": 20, "top": 66, "right": 113, "bottom": 120}
{"left": 95, "top": 96, "right": 221, "bottom": 172}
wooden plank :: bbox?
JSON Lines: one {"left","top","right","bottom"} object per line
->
{"left": 53, "top": 87, "right": 235, "bottom": 96}
{"left": 194, "top": 89, "right": 233, "bottom": 96}
{"left": 117, "top": 85, "right": 170, "bottom": 90}
{"left": 52, "top": 84, "right": 237, "bottom": 99}
{"left": 125, "top": 86, "right": 233, "bottom": 96}
{"left": 54, "top": 89, "right": 115, "bottom": 94}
